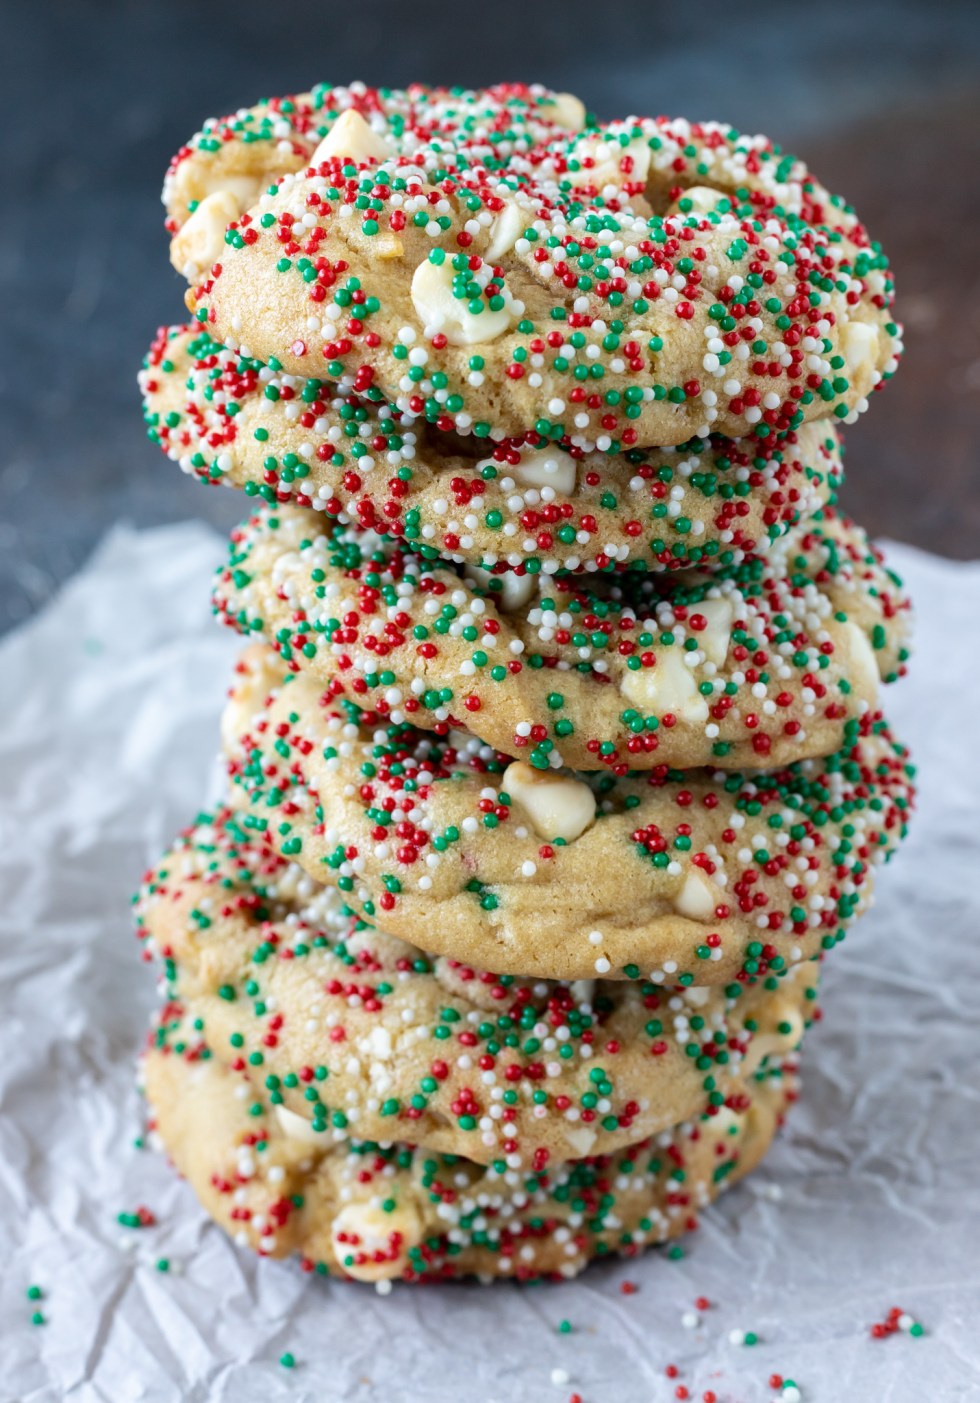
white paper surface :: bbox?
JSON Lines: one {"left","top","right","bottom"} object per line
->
{"left": 1, "top": 522, "right": 978, "bottom": 1403}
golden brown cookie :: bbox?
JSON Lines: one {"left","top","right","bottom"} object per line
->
{"left": 212, "top": 502, "right": 909, "bottom": 772}
{"left": 141, "top": 323, "right": 842, "bottom": 575}
{"left": 165, "top": 83, "right": 588, "bottom": 264}
{"left": 137, "top": 807, "right": 817, "bottom": 1165}
{"left": 220, "top": 643, "right": 914, "bottom": 984}
{"left": 143, "top": 1006, "right": 798, "bottom": 1282}
{"left": 185, "top": 113, "right": 902, "bottom": 447}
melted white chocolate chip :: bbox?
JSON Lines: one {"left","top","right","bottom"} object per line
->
{"left": 695, "top": 598, "right": 734, "bottom": 666}
{"left": 563, "top": 1125, "right": 598, "bottom": 1157}
{"left": 463, "top": 564, "right": 537, "bottom": 612}
{"left": 168, "top": 166, "right": 263, "bottom": 225}
{"left": 220, "top": 645, "right": 273, "bottom": 751}
{"left": 843, "top": 620, "right": 880, "bottom": 702}
{"left": 667, "top": 184, "right": 729, "bottom": 216}
{"left": 740, "top": 1005, "right": 804, "bottom": 1077}
{"left": 332, "top": 1200, "right": 424, "bottom": 1282}
{"left": 841, "top": 321, "right": 880, "bottom": 381}
{"left": 274, "top": 1104, "right": 329, "bottom": 1145}
{"left": 170, "top": 190, "right": 241, "bottom": 277}
{"left": 543, "top": 92, "right": 587, "bottom": 130}
{"left": 485, "top": 199, "right": 527, "bottom": 262}
{"left": 502, "top": 761, "right": 595, "bottom": 842}
{"left": 570, "top": 978, "right": 596, "bottom": 1007}
{"left": 411, "top": 258, "right": 518, "bottom": 345}
{"left": 510, "top": 444, "right": 578, "bottom": 495}
{"left": 673, "top": 869, "right": 719, "bottom": 922}
{"left": 216, "top": 173, "right": 266, "bottom": 208}
{"left": 565, "top": 133, "right": 651, "bottom": 189}
{"left": 310, "top": 109, "right": 393, "bottom": 166}
{"left": 620, "top": 648, "right": 709, "bottom": 723}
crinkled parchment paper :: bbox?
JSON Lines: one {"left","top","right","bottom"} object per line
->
{"left": 1, "top": 524, "right": 978, "bottom": 1403}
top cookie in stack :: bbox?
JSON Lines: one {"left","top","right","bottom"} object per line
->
{"left": 166, "top": 83, "right": 900, "bottom": 448}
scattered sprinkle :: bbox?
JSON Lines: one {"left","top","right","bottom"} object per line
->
{"left": 871, "top": 1306, "right": 925, "bottom": 1339}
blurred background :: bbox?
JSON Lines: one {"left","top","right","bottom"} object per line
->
{"left": 2, "top": 0, "right": 978, "bottom": 632}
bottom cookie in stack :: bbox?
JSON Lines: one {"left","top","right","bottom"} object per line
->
{"left": 142, "top": 1008, "right": 799, "bottom": 1284}
{"left": 136, "top": 812, "right": 817, "bottom": 1283}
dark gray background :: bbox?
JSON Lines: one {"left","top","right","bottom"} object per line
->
{"left": 3, "top": 0, "right": 979, "bottom": 632}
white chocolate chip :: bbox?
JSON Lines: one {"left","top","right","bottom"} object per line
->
{"left": 545, "top": 92, "right": 588, "bottom": 130}
{"left": 410, "top": 258, "right": 517, "bottom": 346}
{"left": 740, "top": 1005, "right": 804, "bottom": 1076}
{"left": 563, "top": 1126, "right": 598, "bottom": 1156}
{"left": 485, "top": 200, "right": 526, "bottom": 262}
{"left": 566, "top": 133, "right": 651, "bottom": 189}
{"left": 683, "top": 985, "right": 712, "bottom": 1008}
{"left": 502, "top": 761, "right": 595, "bottom": 843}
{"left": 667, "top": 185, "right": 728, "bottom": 216}
{"left": 696, "top": 598, "right": 734, "bottom": 666}
{"left": 843, "top": 620, "right": 880, "bottom": 702}
{"left": 841, "top": 321, "right": 879, "bottom": 382}
{"left": 712, "top": 1106, "right": 742, "bottom": 1136}
{"left": 274, "top": 1104, "right": 329, "bottom": 1145}
{"left": 310, "top": 109, "right": 393, "bottom": 165}
{"left": 220, "top": 647, "right": 271, "bottom": 751}
{"left": 168, "top": 162, "right": 263, "bottom": 223}
{"left": 169, "top": 190, "right": 240, "bottom": 277}
{"left": 463, "top": 564, "right": 537, "bottom": 612}
{"left": 673, "top": 869, "right": 719, "bottom": 922}
{"left": 620, "top": 648, "right": 709, "bottom": 722}
{"left": 215, "top": 173, "right": 266, "bottom": 208}
{"left": 570, "top": 979, "right": 596, "bottom": 1007}
{"left": 332, "top": 1200, "right": 423, "bottom": 1282}
{"left": 511, "top": 444, "right": 578, "bottom": 495}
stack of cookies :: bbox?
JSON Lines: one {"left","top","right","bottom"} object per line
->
{"left": 136, "top": 83, "right": 915, "bottom": 1284}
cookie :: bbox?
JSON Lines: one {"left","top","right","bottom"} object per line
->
{"left": 137, "top": 807, "right": 817, "bottom": 1165}
{"left": 141, "top": 323, "right": 842, "bottom": 575}
{"left": 212, "top": 502, "right": 909, "bottom": 772}
{"left": 185, "top": 113, "right": 901, "bottom": 448}
{"left": 221, "top": 643, "right": 914, "bottom": 984}
{"left": 143, "top": 1007, "right": 797, "bottom": 1282}
{"left": 165, "top": 83, "right": 588, "bottom": 268}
